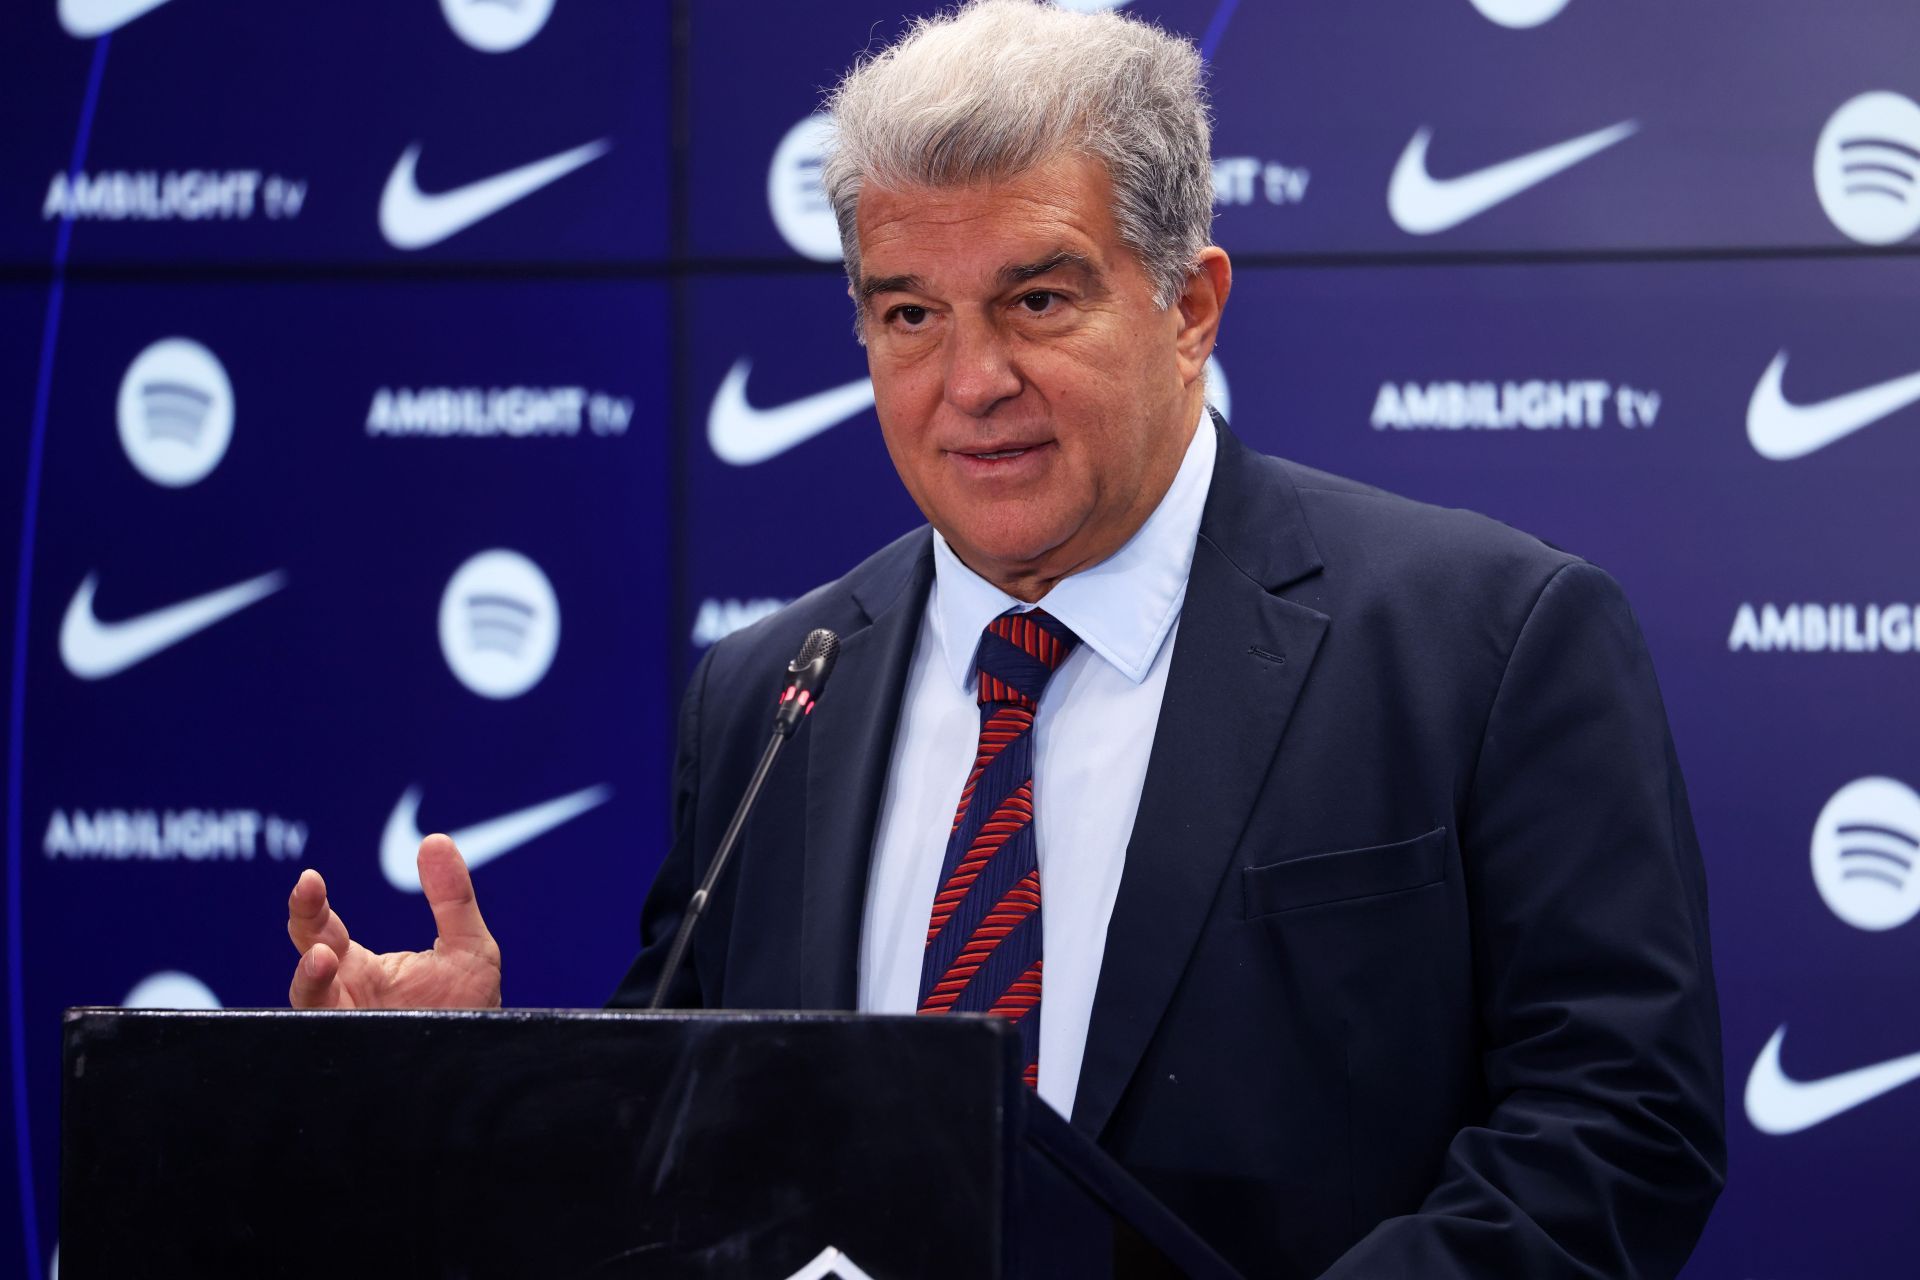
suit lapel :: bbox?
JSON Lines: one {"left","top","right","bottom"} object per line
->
{"left": 798, "top": 537, "right": 934, "bottom": 1009}
{"left": 1072, "top": 426, "right": 1329, "bottom": 1138}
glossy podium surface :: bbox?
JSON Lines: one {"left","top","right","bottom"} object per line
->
{"left": 62, "top": 1008, "right": 1238, "bottom": 1279}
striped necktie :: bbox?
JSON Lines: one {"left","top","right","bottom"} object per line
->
{"left": 917, "top": 608, "right": 1081, "bottom": 1090}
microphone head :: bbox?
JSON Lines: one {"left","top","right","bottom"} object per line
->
{"left": 772, "top": 628, "right": 841, "bottom": 736}
{"left": 789, "top": 627, "right": 840, "bottom": 689}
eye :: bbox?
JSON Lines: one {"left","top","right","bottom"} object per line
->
{"left": 887, "top": 305, "right": 930, "bottom": 328}
{"left": 1017, "top": 290, "right": 1062, "bottom": 315}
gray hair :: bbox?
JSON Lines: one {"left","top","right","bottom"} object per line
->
{"left": 821, "top": 0, "right": 1213, "bottom": 311}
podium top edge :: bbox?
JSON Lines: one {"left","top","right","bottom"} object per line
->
{"left": 62, "top": 1007, "right": 994, "bottom": 1025}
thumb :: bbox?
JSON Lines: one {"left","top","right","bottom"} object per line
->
{"left": 418, "top": 833, "right": 494, "bottom": 950}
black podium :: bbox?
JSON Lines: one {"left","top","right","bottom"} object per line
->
{"left": 62, "top": 1008, "right": 1240, "bottom": 1279}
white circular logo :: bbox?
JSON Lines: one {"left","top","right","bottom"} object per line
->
{"left": 768, "top": 114, "right": 843, "bottom": 262}
{"left": 1469, "top": 0, "right": 1571, "bottom": 27}
{"left": 439, "top": 549, "right": 560, "bottom": 699}
{"left": 1811, "top": 776, "right": 1920, "bottom": 931}
{"left": 1815, "top": 91, "right": 1920, "bottom": 246}
{"left": 116, "top": 337, "right": 233, "bottom": 487}
{"left": 440, "top": 0, "right": 555, "bottom": 52}
{"left": 122, "top": 970, "right": 221, "bottom": 1009}
{"left": 1204, "top": 354, "right": 1231, "bottom": 423}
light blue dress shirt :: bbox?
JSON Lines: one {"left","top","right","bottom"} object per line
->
{"left": 858, "top": 412, "right": 1217, "bottom": 1116}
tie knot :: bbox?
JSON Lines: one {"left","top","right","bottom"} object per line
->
{"left": 975, "top": 609, "right": 1080, "bottom": 709}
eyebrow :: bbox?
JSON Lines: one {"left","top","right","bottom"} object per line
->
{"left": 856, "top": 251, "right": 1102, "bottom": 305}
{"left": 1002, "top": 251, "right": 1097, "bottom": 287}
{"left": 858, "top": 273, "right": 926, "bottom": 303}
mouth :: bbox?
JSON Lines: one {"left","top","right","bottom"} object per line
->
{"left": 948, "top": 440, "right": 1052, "bottom": 462}
{"left": 945, "top": 440, "right": 1055, "bottom": 480}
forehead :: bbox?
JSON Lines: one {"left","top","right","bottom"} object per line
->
{"left": 854, "top": 153, "right": 1121, "bottom": 284}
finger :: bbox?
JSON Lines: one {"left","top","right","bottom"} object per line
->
{"left": 289, "top": 942, "right": 346, "bottom": 1009}
{"left": 287, "top": 868, "right": 351, "bottom": 957}
{"left": 418, "top": 834, "right": 495, "bottom": 951}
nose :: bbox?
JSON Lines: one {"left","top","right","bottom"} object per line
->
{"left": 942, "top": 315, "right": 1022, "bottom": 417}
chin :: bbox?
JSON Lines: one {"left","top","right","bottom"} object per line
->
{"left": 952, "top": 529, "right": 1071, "bottom": 576}
{"left": 935, "top": 498, "right": 1083, "bottom": 567}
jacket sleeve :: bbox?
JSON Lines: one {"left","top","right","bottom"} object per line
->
{"left": 606, "top": 647, "right": 716, "bottom": 1010}
{"left": 1320, "top": 561, "right": 1726, "bottom": 1279}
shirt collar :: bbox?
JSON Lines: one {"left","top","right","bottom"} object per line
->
{"left": 931, "top": 406, "right": 1217, "bottom": 690}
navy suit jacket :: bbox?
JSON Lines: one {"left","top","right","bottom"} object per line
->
{"left": 613, "top": 422, "right": 1726, "bottom": 1278}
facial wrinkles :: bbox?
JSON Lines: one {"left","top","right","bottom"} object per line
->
{"left": 855, "top": 158, "right": 1199, "bottom": 601}
{"left": 862, "top": 185, "right": 1105, "bottom": 307}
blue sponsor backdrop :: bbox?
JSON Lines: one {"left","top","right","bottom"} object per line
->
{"left": 2, "top": 1, "right": 672, "bottom": 265}
{"left": 4, "top": 1, "right": 1919, "bottom": 1276}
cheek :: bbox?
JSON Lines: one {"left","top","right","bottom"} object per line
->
{"left": 873, "top": 414, "right": 919, "bottom": 487}
{"left": 871, "top": 358, "right": 941, "bottom": 432}
{"left": 873, "top": 410, "right": 944, "bottom": 515}
{"left": 1059, "top": 417, "right": 1155, "bottom": 512}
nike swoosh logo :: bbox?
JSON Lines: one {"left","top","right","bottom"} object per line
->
{"left": 60, "top": 570, "right": 286, "bottom": 680}
{"left": 1746, "top": 351, "right": 1920, "bottom": 460}
{"left": 380, "top": 783, "right": 613, "bottom": 891}
{"left": 59, "top": 0, "right": 172, "bottom": 37}
{"left": 378, "top": 139, "right": 611, "bottom": 251}
{"left": 706, "top": 358, "right": 875, "bottom": 465}
{"left": 1745, "top": 1025, "right": 1920, "bottom": 1135}
{"left": 1387, "top": 120, "right": 1639, "bottom": 235}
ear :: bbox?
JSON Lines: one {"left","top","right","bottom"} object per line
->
{"left": 1173, "top": 247, "right": 1232, "bottom": 387}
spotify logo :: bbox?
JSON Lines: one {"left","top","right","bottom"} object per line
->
{"left": 1468, "top": 0, "right": 1571, "bottom": 28}
{"left": 1815, "top": 91, "right": 1920, "bottom": 245}
{"left": 122, "top": 970, "right": 221, "bottom": 1009}
{"left": 1811, "top": 776, "right": 1920, "bottom": 931}
{"left": 116, "top": 337, "right": 233, "bottom": 488}
{"left": 440, "top": 0, "right": 554, "bottom": 53}
{"left": 768, "top": 115, "right": 842, "bottom": 263}
{"left": 438, "top": 549, "right": 561, "bottom": 699}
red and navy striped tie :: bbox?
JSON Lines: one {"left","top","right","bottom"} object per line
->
{"left": 917, "top": 608, "right": 1080, "bottom": 1089}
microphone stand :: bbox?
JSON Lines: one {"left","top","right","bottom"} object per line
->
{"left": 648, "top": 629, "right": 838, "bottom": 1009}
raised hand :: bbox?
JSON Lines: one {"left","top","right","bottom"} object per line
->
{"left": 287, "top": 833, "right": 502, "bottom": 1009}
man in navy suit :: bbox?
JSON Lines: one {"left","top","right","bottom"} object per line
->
{"left": 289, "top": 2, "right": 1723, "bottom": 1273}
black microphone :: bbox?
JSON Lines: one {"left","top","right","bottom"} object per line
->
{"left": 772, "top": 628, "right": 840, "bottom": 737}
{"left": 649, "top": 629, "right": 841, "bottom": 1009}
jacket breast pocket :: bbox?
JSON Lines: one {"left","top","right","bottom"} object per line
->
{"left": 1242, "top": 827, "right": 1449, "bottom": 919}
